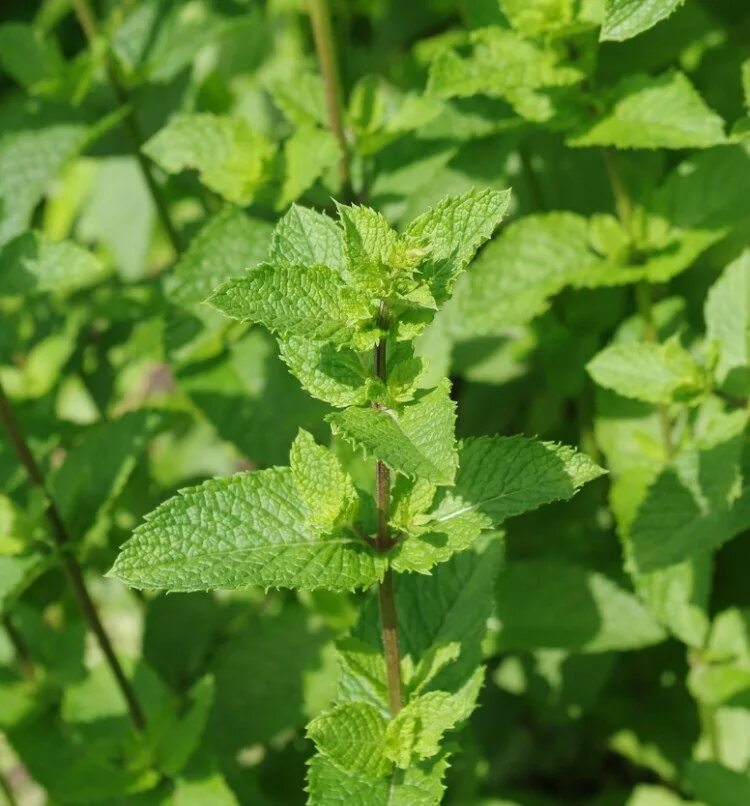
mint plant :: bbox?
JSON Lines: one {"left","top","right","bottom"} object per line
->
{"left": 111, "top": 189, "right": 604, "bottom": 795}
{"left": 1, "top": 0, "right": 750, "bottom": 802}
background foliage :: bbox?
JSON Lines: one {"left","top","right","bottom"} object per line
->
{"left": 0, "top": 0, "right": 749, "bottom": 803}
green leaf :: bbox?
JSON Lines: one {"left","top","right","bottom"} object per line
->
{"left": 705, "top": 251, "right": 750, "bottom": 397}
{"left": 207, "top": 605, "right": 334, "bottom": 752}
{"left": 627, "top": 429, "right": 750, "bottom": 572}
{"left": 0, "top": 231, "right": 106, "bottom": 297}
{"left": 174, "top": 762, "right": 239, "bottom": 806}
{"left": 269, "top": 205, "right": 346, "bottom": 271}
{"left": 493, "top": 560, "right": 666, "bottom": 652}
{"left": 111, "top": 468, "right": 386, "bottom": 593}
{"left": 178, "top": 329, "right": 328, "bottom": 467}
{"left": 449, "top": 212, "right": 607, "bottom": 337}
{"left": 0, "top": 108, "right": 88, "bottom": 245}
{"left": 0, "top": 22, "right": 63, "bottom": 92}
{"left": 279, "top": 335, "right": 370, "bottom": 408}
{"left": 7, "top": 706, "right": 160, "bottom": 802}
{"left": 633, "top": 553, "right": 712, "bottom": 648}
{"left": 352, "top": 539, "right": 502, "bottom": 698}
{"left": 306, "top": 753, "right": 448, "bottom": 806}
{"left": 384, "top": 669, "right": 483, "bottom": 767}
{"left": 498, "top": 0, "right": 579, "bottom": 36}
{"left": 50, "top": 410, "right": 170, "bottom": 542}
{"left": 157, "top": 676, "right": 215, "bottom": 777}
{"left": 391, "top": 509, "right": 486, "bottom": 575}
{"left": 600, "top": 0, "right": 686, "bottom": 42}
{"left": 587, "top": 338, "right": 706, "bottom": 404}
{"left": 208, "top": 263, "right": 376, "bottom": 348}
{"left": 429, "top": 436, "right": 604, "bottom": 528}
{"left": 327, "top": 381, "right": 458, "bottom": 485}
{"left": 278, "top": 125, "right": 340, "bottom": 209}
{"left": 290, "top": 429, "right": 358, "bottom": 531}
{"left": 307, "top": 702, "right": 390, "bottom": 780}
{"left": 0, "top": 554, "right": 47, "bottom": 615}
{"left": 404, "top": 187, "right": 511, "bottom": 303}
{"left": 428, "top": 28, "right": 583, "bottom": 123}
{"left": 112, "top": 0, "right": 244, "bottom": 83}
{"left": 167, "top": 207, "right": 272, "bottom": 309}
{"left": 269, "top": 71, "right": 328, "bottom": 129}
{"left": 338, "top": 202, "right": 403, "bottom": 295}
{"left": 143, "top": 113, "right": 273, "bottom": 204}
{"left": 684, "top": 761, "right": 750, "bottom": 806}
{"left": 569, "top": 72, "right": 725, "bottom": 149}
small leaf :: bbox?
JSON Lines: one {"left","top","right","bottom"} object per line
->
{"left": 600, "top": 0, "right": 686, "bottom": 42}
{"left": 0, "top": 112, "right": 89, "bottom": 246}
{"left": 684, "top": 760, "right": 750, "bottom": 806}
{"left": 157, "top": 676, "right": 215, "bottom": 777}
{"left": 50, "top": 410, "right": 170, "bottom": 542}
{"left": 307, "top": 702, "right": 390, "bottom": 780}
{"left": 278, "top": 335, "right": 371, "bottom": 408}
{"left": 627, "top": 429, "right": 750, "bottom": 572}
{"left": 430, "top": 435, "right": 604, "bottom": 528}
{"left": 111, "top": 468, "right": 386, "bottom": 593}
{"left": 0, "top": 23, "right": 63, "bottom": 92}
{"left": 208, "top": 263, "right": 376, "bottom": 348}
{"left": 269, "top": 204, "right": 346, "bottom": 271}
{"left": 143, "top": 113, "right": 273, "bottom": 204}
{"left": 569, "top": 71, "right": 725, "bottom": 150}
{"left": 405, "top": 187, "right": 511, "bottom": 302}
{"left": 167, "top": 207, "right": 272, "bottom": 309}
{"left": 384, "top": 669, "right": 483, "bottom": 767}
{"left": 338, "top": 203, "right": 403, "bottom": 295}
{"left": 705, "top": 251, "right": 750, "bottom": 397}
{"left": 587, "top": 338, "right": 706, "bottom": 404}
{"left": 290, "top": 429, "right": 358, "bottom": 531}
{"left": 428, "top": 28, "right": 583, "bottom": 123}
{"left": 0, "top": 231, "right": 106, "bottom": 297}
{"left": 494, "top": 560, "right": 666, "bottom": 652}
{"left": 0, "top": 554, "right": 48, "bottom": 615}
{"left": 449, "top": 212, "right": 605, "bottom": 338}
{"left": 327, "top": 381, "right": 458, "bottom": 485}
{"left": 306, "top": 752, "right": 448, "bottom": 806}
{"left": 278, "top": 125, "right": 340, "bottom": 209}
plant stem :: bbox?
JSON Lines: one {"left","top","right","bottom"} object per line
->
{"left": 602, "top": 148, "right": 673, "bottom": 459}
{"left": 308, "top": 0, "right": 351, "bottom": 196}
{"left": 2, "top": 615, "right": 35, "bottom": 682}
{"left": 635, "top": 282, "right": 674, "bottom": 459}
{"left": 519, "top": 141, "right": 546, "bottom": 212}
{"left": 0, "top": 381, "right": 145, "bottom": 731}
{"left": 601, "top": 147, "right": 633, "bottom": 236}
{"left": 373, "top": 304, "right": 404, "bottom": 716}
{"left": 71, "top": 0, "right": 183, "bottom": 253}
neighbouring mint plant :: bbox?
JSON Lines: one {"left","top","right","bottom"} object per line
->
{"left": 111, "top": 187, "right": 604, "bottom": 801}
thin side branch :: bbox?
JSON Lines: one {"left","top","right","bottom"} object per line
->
{"left": 71, "top": 0, "right": 183, "bottom": 253}
{"left": 0, "top": 381, "right": 145, "bottom": 731}
{"left": 2, "top": 615, "right": 35, "bottom": 681}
